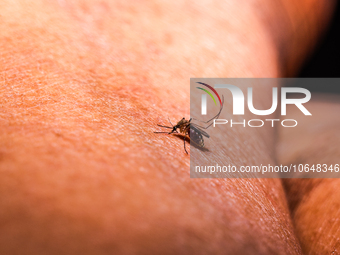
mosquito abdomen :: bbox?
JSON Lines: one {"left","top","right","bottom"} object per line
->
{"left": 189, "top": 126, "right": 204, "bottom": 147}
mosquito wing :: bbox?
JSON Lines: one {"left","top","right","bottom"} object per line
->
{"left": 190, "top": 124, "right": 210, "bottom": 138}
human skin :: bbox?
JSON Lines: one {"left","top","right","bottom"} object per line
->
{"left": 278, "top": 96, "right": 340, "bottom": 255}
{"left": 0, "top": 0, "right": 335, "bottom": 254}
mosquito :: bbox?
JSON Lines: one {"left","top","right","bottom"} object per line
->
{"left": 154, "top": 95, "right": 224, "bottom": 154}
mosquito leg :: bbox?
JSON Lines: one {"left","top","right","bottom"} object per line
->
{"left": 154, "top": 129, "right": 178, "bottom": 134}
{"left": 157, "top": 124, "right": 173, "bottom": 129}
{"left": 167, "top": 117, "right": 174, "bottom": 127}
{"left": 183, "top": 135, "right": 188, "bottom": 154}
{"left": 191, "top": 95, "right": 225, "bottom": 124}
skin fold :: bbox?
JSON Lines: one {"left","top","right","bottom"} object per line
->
{"left": 278, "top": 96, "right": 340, "bottom": 255}
{"left": 0, "top": 0, "right": 336, "bottom": 254}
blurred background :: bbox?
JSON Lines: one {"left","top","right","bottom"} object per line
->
{"left": 298, "top": 2, "right": 340, "bottom": 93}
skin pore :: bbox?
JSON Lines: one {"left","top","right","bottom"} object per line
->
{"left": 0, "top": 0, "right": 337, "bottom": 254}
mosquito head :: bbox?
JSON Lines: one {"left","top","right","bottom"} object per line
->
{"left": 176, "top": 117, "right": 189, "bottom": 127}
{"left": 171, "top": 125, "right": 177, "bottom": 133}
